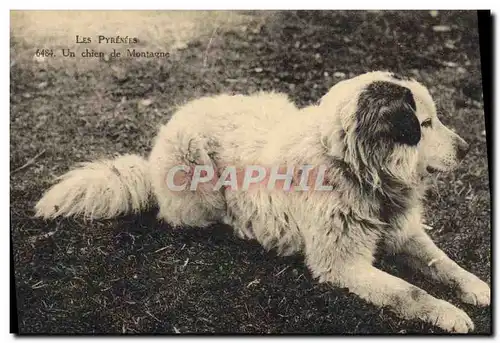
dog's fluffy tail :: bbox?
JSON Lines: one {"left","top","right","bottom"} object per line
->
{"left": 35, "top": 154, "right": 152, "bottom": 220}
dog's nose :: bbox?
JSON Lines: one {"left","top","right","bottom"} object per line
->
{"left": 456, "top": 140, "right": 470, "bottom": 160}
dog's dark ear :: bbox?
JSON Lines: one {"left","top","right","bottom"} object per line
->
{"left": 388, "top": 90, "right": 421, "bottom": 146}
{"left": 356, "top": 81, "right": 421, "bottom": 146}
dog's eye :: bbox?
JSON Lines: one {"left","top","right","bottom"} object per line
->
{"left": 421, "top": 119, "right": 432, "bottom": 128}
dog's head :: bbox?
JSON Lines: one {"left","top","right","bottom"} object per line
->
{"left": 319, "top": 71, "right": 469, "bottom": 186}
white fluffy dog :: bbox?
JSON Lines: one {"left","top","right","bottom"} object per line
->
{"left": 35, "top": 71, "right": 490, "bottom": 333}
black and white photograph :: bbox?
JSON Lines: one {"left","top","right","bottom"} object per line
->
{"left": 10, "top": 10, "right": 492, "bottom": 334}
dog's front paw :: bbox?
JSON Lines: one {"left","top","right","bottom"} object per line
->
{"left": 420, "top": 298, "right": 474, "bottom": 333}
{"left": 457, "top": 277, "right": 490, "bottom": 307}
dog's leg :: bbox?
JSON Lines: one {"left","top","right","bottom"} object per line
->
{"left": 395, "top": 228, "right": 490, "bottom": 307}
{"left": 304, "top": 235, "right": 474, "bottom": 333}
{"left": 310, "top": 259, "right": 474, "bottom": 332}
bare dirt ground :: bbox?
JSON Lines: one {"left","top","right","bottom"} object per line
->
{"left": 10, "top": 10, "right": 491, "bottom": 334}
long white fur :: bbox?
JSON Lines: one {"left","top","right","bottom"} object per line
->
{"left": 34, "top": 71, "right": 489, "bottom": 333}
{"left": 35, "top": 154, "right": 151, "bottom": 219}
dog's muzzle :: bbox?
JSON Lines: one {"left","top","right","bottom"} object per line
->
{"left": 456, "top": 139, "right": 470, "bottom": 160}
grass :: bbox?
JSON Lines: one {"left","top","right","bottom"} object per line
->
{"left": 10, "top": 10, "right": 491, "bottom": 334}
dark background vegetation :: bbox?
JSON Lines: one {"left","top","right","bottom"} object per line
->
{"left": 10, "top": 10, "right": 491, "bottom": 334}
